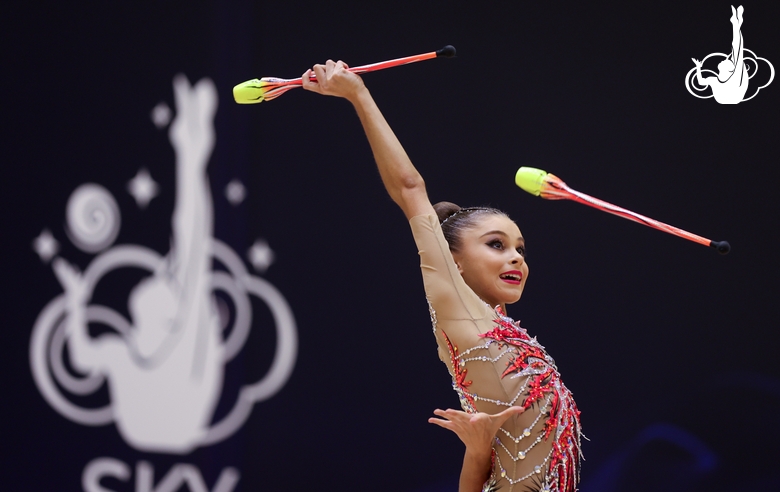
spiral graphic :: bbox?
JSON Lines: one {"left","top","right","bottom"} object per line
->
{"left": 66, "top": 184, "right": 121, "bottom": 253}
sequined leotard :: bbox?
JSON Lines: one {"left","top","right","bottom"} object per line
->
{"left": 410, "top": 215, "right": 582, "bottom": 492}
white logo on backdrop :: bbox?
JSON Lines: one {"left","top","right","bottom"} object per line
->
{"left": 686, "top": 5, "right": 774, "bottom": 104}
{"left": 30, "top": 75, "right": 297, "bottom": 454}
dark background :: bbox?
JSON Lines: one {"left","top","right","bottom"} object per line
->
{"left": 2, "top": 1, "right": 779, "bottom": 490}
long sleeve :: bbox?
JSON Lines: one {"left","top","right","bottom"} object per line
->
{"left": 409, "top": 215, "right": 488, "bottom": 321}
{"left": 409, "top": 214, "right": 496, "bottom": 374}
{"left": 409, "top": 216, "right": 581, "bottom": 491}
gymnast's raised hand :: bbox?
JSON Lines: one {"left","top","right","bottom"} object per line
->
{"left": 302, "top": 60, "right": 363, "bottom": 101}
{"left": 301, "top": 59, "right": 436, "bottom": 220}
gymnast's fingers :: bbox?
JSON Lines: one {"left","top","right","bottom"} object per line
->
{"left": 437, "top": 408, "right": 471, "bottom": 421}
{"left": 489, "top": 406, "right": 525, "bottom": 427}
{"left": 301, "top": 69, "right": 319, "bottom": 93}
{"left": 427, "top": 417, "right": 453, "bottom": 429}
{"left": 312, "top": 63, "right": 329, "bottom": 90}
{"left": 312, "top": 63, "right": 327, "bottom": 80}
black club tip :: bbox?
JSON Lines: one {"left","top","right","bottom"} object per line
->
{"left": 436, "top": 45, "right": 456, "bottom": 58}
{"left": 711, "top": 240, "right": 731, "bottom": 255}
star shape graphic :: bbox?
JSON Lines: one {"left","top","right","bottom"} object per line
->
{"left": 32, "top": 229, "right": 59, "bottom": 263}
{"left": 225, "top": 179, "right": 247, "bottom": 206}
{"left": 248, "top": 239, "right": 275, "bottom": 273}
{"left": 127, "top": 168, "right": 159, "bottom": 209}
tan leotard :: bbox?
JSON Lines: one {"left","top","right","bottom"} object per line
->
{"left": 410, "top": 215, "right": 582, "bottom": 492}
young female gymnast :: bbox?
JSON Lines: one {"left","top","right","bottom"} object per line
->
{"left": 302, "top": 60, "right": 582, "bottom": 492}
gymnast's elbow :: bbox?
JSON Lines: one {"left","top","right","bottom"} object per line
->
{"left": 398, "top": 173, "right": 426, "bottom": 193}
{"left": 395, "top": 179, "right": 432, "bottom": 217}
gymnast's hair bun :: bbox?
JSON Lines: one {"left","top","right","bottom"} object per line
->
{"left": 433, "top": 201, "right": 461, "bottom": 224}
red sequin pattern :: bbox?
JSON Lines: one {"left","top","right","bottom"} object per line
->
{"left": 443, "top": 307, "right": 582, "bottom": 492}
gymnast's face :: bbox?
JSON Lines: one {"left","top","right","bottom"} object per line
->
{"left": 451, "top": 214, "right": 528, "bottom": 309}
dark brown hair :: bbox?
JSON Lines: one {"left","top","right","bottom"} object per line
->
{"left": 433, "top": 201, "right": 508, "bottom": 252}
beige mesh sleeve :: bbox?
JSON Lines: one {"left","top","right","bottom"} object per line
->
{"left": 409, "top": 215, "right": 488, "bottom": 320}
{"left": 410, "top": 215, "right": 560, "bottom": 490}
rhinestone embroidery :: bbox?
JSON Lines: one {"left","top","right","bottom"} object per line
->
{"left": 427, "top": 299, "right": 438, "bottom": 335}
{"left": 437, "top": 306, "right": 582, "bottom": 492}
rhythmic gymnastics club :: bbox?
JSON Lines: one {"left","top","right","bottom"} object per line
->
{"left": 233, "top": 45, "right": 456, "bottom": 104}
{"left": 514, "top": 167, "right": 731, "bottom": 254}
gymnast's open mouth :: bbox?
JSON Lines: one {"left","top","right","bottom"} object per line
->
{"left": 500, "top": 271, "right": 523, "bottom": 283}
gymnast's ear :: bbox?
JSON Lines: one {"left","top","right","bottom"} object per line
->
{"left": 451, "top": 253, "right": 464, "bottom": 274}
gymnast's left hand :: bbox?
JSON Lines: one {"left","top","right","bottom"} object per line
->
{"left": 429, "top": 406, "right": 525, "bottom": 456}
{"left": 301, "top": 60, "right": 366, "bottom": 102}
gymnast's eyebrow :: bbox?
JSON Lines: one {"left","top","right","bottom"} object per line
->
{"left": 480, "top": 230, "right": 524, "bottom": 242}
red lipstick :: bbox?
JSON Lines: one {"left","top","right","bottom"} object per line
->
{"left": 499, "top": 270, "right": 523, "bottom": 284}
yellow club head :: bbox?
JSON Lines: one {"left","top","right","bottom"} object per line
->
{"left": 514, "top": 167, "right": 548, "bottom": 196}
{"left": 233, "top": 79, "right": 268, "bottom": 104}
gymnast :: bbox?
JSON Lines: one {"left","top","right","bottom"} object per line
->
{"left": 302, "top": 60, "right": 582, "bottom": 492}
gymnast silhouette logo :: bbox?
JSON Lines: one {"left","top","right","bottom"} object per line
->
{"left": 685, "top": 5, "right": 774, "bottom": 104}
{"left": 29, "top": 75, "right": 298, "bottom": 454}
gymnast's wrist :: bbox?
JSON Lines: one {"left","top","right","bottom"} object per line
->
{"left": 464, "top": 445, "right": 493, "bottom": 463}
{"left": 347, "top": 85, "right": 373, "bottom": 107}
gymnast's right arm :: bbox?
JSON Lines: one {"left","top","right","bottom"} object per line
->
{"left": 301, "top": 60, "right": 435, "bottom": 219}
{"left": 302, "top": 60, "right": 484, "bottom": 322}
{"left": 303, "top": 61, "right": 490, "bottom": 489}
